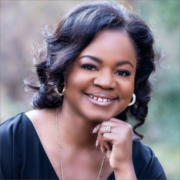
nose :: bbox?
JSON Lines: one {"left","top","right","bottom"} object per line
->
{"left": 93, "top": 69, "right": 116, "bottom": 89}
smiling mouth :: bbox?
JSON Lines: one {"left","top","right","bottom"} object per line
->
{"left": 85, "top": 93, "right": 117, "bottom": 106}
{"left": 88, "top": 94, "right": 111, "bottom": 102}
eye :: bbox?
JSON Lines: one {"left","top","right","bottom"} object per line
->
{"left": 81, "top": 63, "right": 97, "bottom": 71}
{"left": 115, "top": 70, "right": 130, "bottom": 76}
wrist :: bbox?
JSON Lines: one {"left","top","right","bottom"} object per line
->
{"left": 114, "top": 162, "right": 137, "bottom": 180}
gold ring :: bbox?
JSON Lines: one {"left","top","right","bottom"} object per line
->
{"left": 106, "top": 125, "right": 111, "bottom": 133}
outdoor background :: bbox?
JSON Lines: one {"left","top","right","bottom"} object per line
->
{"left": 0, "top": 0, "right": 179, "bottom": 179}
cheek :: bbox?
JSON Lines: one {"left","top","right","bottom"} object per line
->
{"left": 65, "top": 68, "right": 92, "bottom": 94}
{"left": 117, "top": 79, "right": 135, "bottom": 98}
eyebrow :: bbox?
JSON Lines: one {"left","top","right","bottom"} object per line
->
{"left": 78, "top": 55, "right": 134, "bottom": 68}
{"left": 78, "top": 55, "right": 102, "bottom": 64}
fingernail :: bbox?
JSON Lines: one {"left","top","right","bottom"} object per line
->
{"left": 92, "top": 127, "right": 97, "bottom": 133}
{"left": 100, "top": 147, "right": 104, "bottom": 153}
{"left": 96, "top": 140, "right": 98, "bottom": 147}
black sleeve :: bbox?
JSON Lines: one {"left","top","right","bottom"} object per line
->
{"left": 0, "top": 114, "right": 23, "bottom": 179}
{"left": 1, "top": 119, "right": 13, "bottom": 179}
{"left": 0, "top": 113, "right": 60, "bottom": 180}
{"left": 133, "top": 140, "right": 167, "bottom": 180}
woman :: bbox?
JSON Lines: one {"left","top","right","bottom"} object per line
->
{"left": 0, "top": 1, "right": 166, "bottom": 180}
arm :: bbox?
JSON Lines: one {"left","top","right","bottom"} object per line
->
{"left": 114, "top": 163, "right": 137, "bottom": 180}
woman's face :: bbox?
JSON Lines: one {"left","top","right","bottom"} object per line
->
{"left": 63, "top": 30, "right": 137, "bottom": 122}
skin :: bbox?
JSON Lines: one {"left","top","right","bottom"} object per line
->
{"left": 26, "top": 30, "right": 137, "bottom": 180}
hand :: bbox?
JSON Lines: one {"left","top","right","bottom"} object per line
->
{"left": 92, "top": 118, "right": 134, "bottom": 171}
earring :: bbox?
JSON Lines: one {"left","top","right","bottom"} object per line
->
{"left": 55, "top": 87, "right": 65, "bottom": 96}
{"left": 128, "top": 93, "right": 136, "bottom": 106}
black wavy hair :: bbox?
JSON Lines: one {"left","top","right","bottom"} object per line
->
{"left": 25, "top": 1, "right": 158, "bottom": 139}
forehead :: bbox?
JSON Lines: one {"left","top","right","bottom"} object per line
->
{"left": 77, "top": 30, "right": 137, "bottom": 65}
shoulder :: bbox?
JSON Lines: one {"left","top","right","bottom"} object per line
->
{"left": 0, "top": 113, "right": 28, "bottom": 137}
{"left": 0, "top": 113, "right": 31, "bottom": 179}
{"left": 0, "top": 112, "right": 33, "bottom": 151}
{"left": 25, "top": 108, "right": 56, "bottom": 125}
{"left": 132, "top": 140, "right": 166, "bottom": 179}
{"left": 0, "top": 112, "right": 36, "bottom": 152}
{"left": 133, "top": 140, "right": 153, "bottom": 160}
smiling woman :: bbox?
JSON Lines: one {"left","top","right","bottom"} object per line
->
{"left": 64, "top": 30, "right": 136, "bottom": 122}
{"left": 0, "top": 1, "right": 166, "bottom": 180}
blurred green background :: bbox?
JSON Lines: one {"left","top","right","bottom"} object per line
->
{"left": 0, "top": 0, "right": 179, "bottom": 179}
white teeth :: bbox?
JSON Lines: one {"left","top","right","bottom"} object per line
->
{"left": 88, "top": 95, "right": 112, "bottom": 102}
{"left": 98, "top": 98, "right": 103, "bottom": 102}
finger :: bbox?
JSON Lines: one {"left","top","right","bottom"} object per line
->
{"left": 103, "top": 133, "right": 117, "bottom": 143}
{"left": 106, "top": 149, "right": 111, "bottom": 160}
{"left": 99, "top": 124, "right": 119, "bottom": 135}
{"left": 96, "top": 127, "right": 103, "bottom": 148}
{"left": 93, "top": 118, "right": 121, "bottom": 135}
{"left": 92, "top": 124, "right": 101, "bottom": 133}
{"left": 98, "top": 125, "right": 116, "bottom": 152}
{"left": 101, "top": 121, "right": 117, "bottom": 128}
{"left": 109, "top": 118, "right": 121, "bottom": 123}
{"left": 96, "top": 123, "right": 117, "bottom": 149}
{"left": 100, "top": 132, "right": 116, "bottom": 153}
{"left": 102, "top": 121, "right": 133, "bottom": 137}
{"left": 96, "top": 124, "right": 114, "bottom": 148}
{"left": 101, "top": 138, "right": 112, "bottom": 153}
{"left": 104, "top": 142, "right": 112, "bottom": 150}
{"left": 108, "top": 118, "right": 132, "bottom": 129}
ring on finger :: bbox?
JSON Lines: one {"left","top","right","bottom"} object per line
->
{"left": 106, "top": 124, "right": 111, "bottom": 133}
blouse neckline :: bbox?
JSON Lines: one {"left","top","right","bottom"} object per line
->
{"left": 22, "top": 112, "right": 114, "bottom": 180}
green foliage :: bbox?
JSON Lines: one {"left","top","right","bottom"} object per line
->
{"left": 135, "top": 1, "right": 180, "bottom": 179}
{"left": 156, "top": 0, "right": 180, "bottom": 29}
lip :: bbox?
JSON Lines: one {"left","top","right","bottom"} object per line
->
{"left": 85, "top": 93, "right": 117, "bottom": 107}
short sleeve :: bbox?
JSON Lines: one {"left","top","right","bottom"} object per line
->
{"left": 133, "top": 140, "right": 167, "bottom": 180}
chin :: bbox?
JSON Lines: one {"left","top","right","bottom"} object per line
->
{"left": 84, "top": 112, "right": 115, "bottom": 123}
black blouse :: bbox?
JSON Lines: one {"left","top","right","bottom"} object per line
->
{"left": 0, "top": 113, "right": 166, "bottom": 180}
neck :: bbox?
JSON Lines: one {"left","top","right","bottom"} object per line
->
{"left": 57, "top": 102, "right": 99, "bottom": 150}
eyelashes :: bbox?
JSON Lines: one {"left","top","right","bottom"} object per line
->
{"left": 80, "top": 63, "right": 131, "bottom": 76}
{"left": 81, "top": 63, "right": 97, "bottom": 71}
{"left": 114, "top": 70, "right": 130, "bottom": 76}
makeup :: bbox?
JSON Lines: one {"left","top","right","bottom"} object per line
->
{"left": 85, "top": 93, "right": 117, "bottom": 107}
